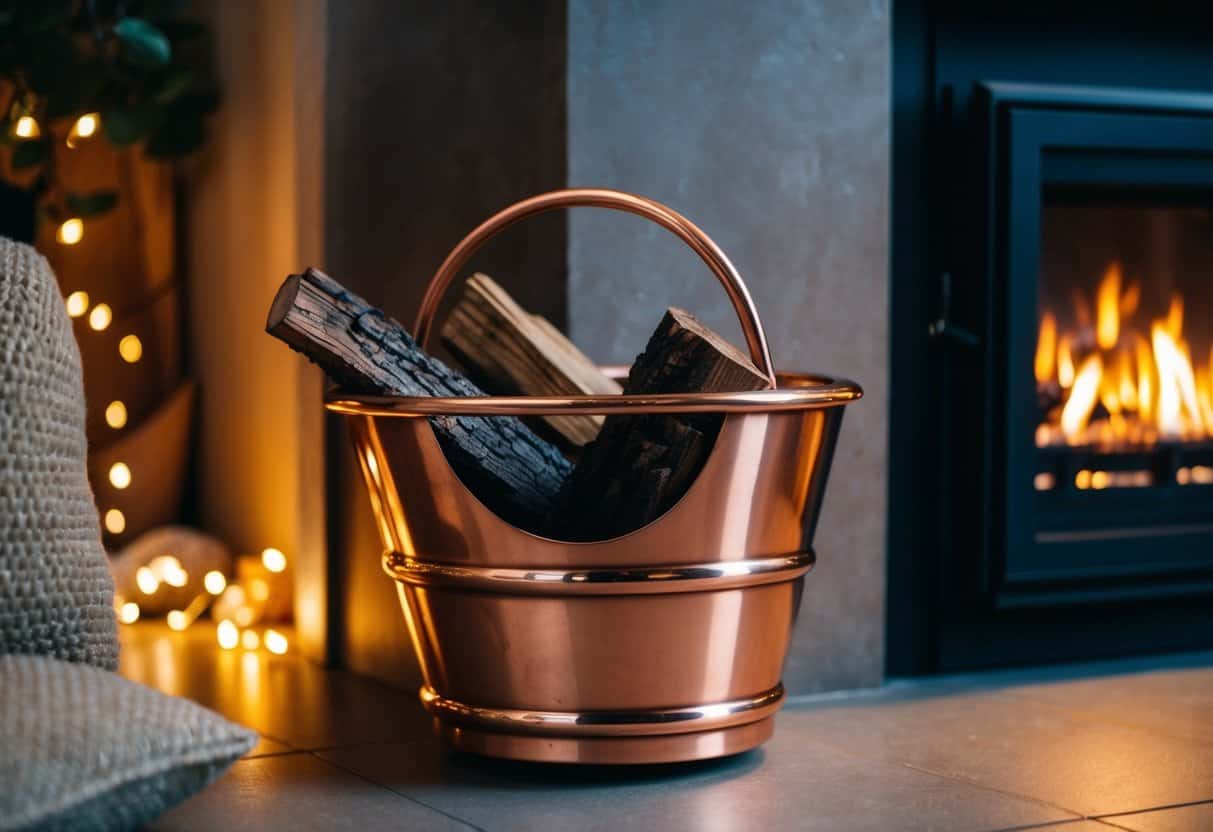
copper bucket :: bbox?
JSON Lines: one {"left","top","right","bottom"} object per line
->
{"left": 327, "top": 189, "right": 862, "bottom": 764}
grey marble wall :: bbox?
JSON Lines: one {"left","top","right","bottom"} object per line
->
{"left": 568, "top": 0, "right": 890, "bottom": 692}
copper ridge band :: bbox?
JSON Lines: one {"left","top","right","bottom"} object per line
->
{"left": 383, "top": 550, "right": 815, "bottom": 596}
{"left": 326, "top": 376, "right": 861, "bottom": 419}
{"left": 419, "top": 683, "right": 786, "bottom": 737}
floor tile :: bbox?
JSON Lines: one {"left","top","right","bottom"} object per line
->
{"left": 245, "top": 736, "right": 297, "bottom": 758}
{"left": 1100, "top": 800, "right": 1213, "bottom": 831}
{"left": 1000, "top": 666, "right": 1213, "bottom": 744}
{"left": 147, "top": 753, "right": 473, "bottom": 832}
{"left": 119, "top": 622, "right": 432, "bottom": 749}
{"left": 318, "top": 725, "right": 1073, "bottom": 832}
{"left": 784, "top": 687, "right": 1213, "bottom": 817}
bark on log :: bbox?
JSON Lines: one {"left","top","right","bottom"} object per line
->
{"left": 557, "top": 307, "right": 769, "bottom": 540}
{"left": 440, "top": 273, "right": 621, "bottom": 448}
{"left": 265, "top": 268, "right": 571, "bottom": 529}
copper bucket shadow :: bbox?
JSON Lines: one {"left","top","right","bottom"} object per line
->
{"left": 327, "top": 189, "right": 862, "bottom": 764}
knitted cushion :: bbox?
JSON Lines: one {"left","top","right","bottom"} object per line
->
{"left": 0, "top": 238, "right": 117, "bottom": 669}
{"left": 0, "top": 654, "right": 257, "bottom": 831}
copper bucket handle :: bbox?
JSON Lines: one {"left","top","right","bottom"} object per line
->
{"left": 412, "top": 188, "right": 778, "bottom": 388}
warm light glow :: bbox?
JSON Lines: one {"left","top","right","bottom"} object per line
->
{"left": 105, "top": 400, "right": 128, "bottom": 429}
{"left": 234, "top": 606, "right": 255, "bottom": 628}
{"left": 119, "top": 601, "right": 140, "bottom": 624}
{"left": 220, "top": 585, "right": 247, "bottom": 608}
{"left": 1058, "top": 335, "right": 1075, "bottom": 389}
{"left": 1035, "top": 311, "right": 1057, "bottom": 385}
{"left": 57, "top": 218, "right": 84, "bottom": 246}
{"left": 163, "top": 565, "right": 188, "bottom": 588}
{"left": 118, "top": 334, "right": 143, "bottom": 363}
{"left": 1036, "top": 261, "right": 1213, "bottom": 449}
{"left": 204, "top": 570, "right": 227, "bottom": 595}
{"left": 108, "top": 461, "right": 131, "bottom": 489}
{"left": 135, "top": 566, "right": 159, "bottom": 595}
{"left": 261, "top": 547, "right": 287, "bottom": 573}
{"left": 1061, "top": 355, "right": 1102, "bottom": 442}
{"left": 88, "top": 302, "right": 111, "bottom": 330}
{"left": 71, "top": 112, "right": 99, "bottom": 139}
{"left": 65, "top": 291, "right": 89, "bottom": 317}
{"left": 1166, "top": 293, "right": 1184, "bottom": 340}
{"left": 1120, "top": 280, "right": 1140, "bottom": 318}
{"left": 264, "top": 629, "right": 288, "bottom": 655}
{"left": 1152, "top": 324, "right": 1201, "bottom": 439}
{"left": 14, "top": 115, "right": 39, "bottom": 138}
{"left": 241, "top": 629, "right": 260, "bottom": 650}
{"left": 104, "top": 508, "right": 125, "bottom": 534}
{"left": 1034, "top": 472, "right": 1055, "bottom": 491}
{"left": 167, "top": 610, "right": 187, "bottom": 631}
{"left": 217, "top": 619, "right": 239, "bottom": 650}
{"left": 249, "top": 578, "right": 270, "bottom": 602}
{"left": 149, "top": 555, "right": 187, "bottom": 588}
{"left": 1096, "top": 261, "right": 1121, "bottom": 351}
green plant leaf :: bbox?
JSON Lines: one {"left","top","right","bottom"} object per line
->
{"left": 66, "top": 190, "right": 119, "bottom": 218}
{"left": 145, "top": 110, "right": 204, "bottom": 158}
{"left": 11, "top": 140, "right": 48, "bottom": 169}
{"left": 103, "top": 105, "right": 161, "bottom": 145}
{"left": 114, "top": 18, "right": 172, "bottom": 67}
{"left": 153, "top": 66, "right": 195, "bottom": 103}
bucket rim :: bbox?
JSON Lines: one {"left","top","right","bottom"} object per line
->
{"left": 326, "top": 371, "right": 861, "bottom": 418}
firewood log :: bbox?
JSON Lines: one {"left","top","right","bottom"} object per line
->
{"left": 557, "top": 307, "right": 769, "bottom": 540}
{"left": 440, "top": 273, "right": 621, "bottom": 448}
{"left": 265, "top": 268, "right": 570, "bottom": 529}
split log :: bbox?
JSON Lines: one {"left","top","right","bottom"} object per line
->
{"left": 265, "top": 268, "right": 571, "bottom": 529}
{"left": 440, "top": 273, "right": 621, "bottom": 448}
{"left": 557, "top": 307, "right": 769, "bottom": 540}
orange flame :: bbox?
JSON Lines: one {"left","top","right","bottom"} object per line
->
{"left": 1061, "top": 355, "right": 1102, "bottom": 443}
{"left": 1037, "top": 260, "right": 1210, "bottom": 450}
{"left": 1058, "top": 335, "right": 1075, "bottom": 389}
{"left": 1096, "top": 261, "right": 1121, "bottom": 351}
{"left": 1036, "top": 312, "right": 1057, "bottom": 385}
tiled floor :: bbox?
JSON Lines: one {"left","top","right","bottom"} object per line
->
{"left": 119, "top": 624, "right": 1213, "bottom": 831}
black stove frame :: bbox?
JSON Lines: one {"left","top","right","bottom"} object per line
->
{"left": 890, "top": 1, "right": 1213, "bottom": 673}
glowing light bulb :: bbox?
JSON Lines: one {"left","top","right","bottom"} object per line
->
{"left": 109, "top": 462, "right": 131, "bottom": 489}
{"left": 105, "top": 401, "right": 128, "bottom": 429}
{"left": 167, "top": 610, "right": 187, "bottom": 631}
{"left": 264, "top": 629, "right": 288, "bottom": 655}
{"left": 217, "top": 619, "right": 239, "bottom": 649}
{"left": 135, "top": 566, "right": 159, "bottom": 595}
{"left": 220, "top": 585, "right": 246, "bottom": 608}
{"left": 241, "top": 629, "right": 260, "bottom": 650}
{"left": 57, "top": 218, "right": 84, "bottom": 246}
{"left": 163, "top": 565, "right": 188, "bottom": 588}
{"left": 204, "top": 570, "right": 227, "bottom": 595}
{"left": 261, "top": 547, "right": 287, "bottom": 573}
{"left": 72, "top": 112, "right": 98, "bottom": 138}
{"left": 118, "top": 334, "right": 143, "bottom": 363}
{"left": 104, "top": 508, "right": 126, "bottom": 534}
{"left": 65, "top": 291, "right": 89, "bottom": 318}
{"left": 119, "top": 601, "right": 140, "bottom": 624}
{"left": 249, "top": 578, "right": 269, "bottom": 602}
{"left": 14, "top": 115, "right": 39, "bottom": 138}
{"left": 88, "top": 302, "right": 111, "bottom": 331}
{"left": 234, "top": 606, "right": 255, "bottom": 628}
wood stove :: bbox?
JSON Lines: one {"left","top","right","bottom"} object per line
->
{"left": 891, "top": 2, "right": 1213, "bottom": 672}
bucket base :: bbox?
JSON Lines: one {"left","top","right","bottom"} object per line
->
{"left": 436, "top": 716, "right": 775, "bottom": 765}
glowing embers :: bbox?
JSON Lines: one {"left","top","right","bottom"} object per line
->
{"left": 1035, "top": 261, "right": 1213, "bottom": 449}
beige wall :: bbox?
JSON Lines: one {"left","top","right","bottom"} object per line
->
{"left": 185, "top": 0, "right": 328, "bottom": 660}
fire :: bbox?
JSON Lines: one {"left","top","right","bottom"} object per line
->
{"left": 1096, "top": 262, "right": 1120, "bottom": 350}
{"left": 1036, "top": 260, "right": 1213, "bottom": 448}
